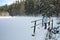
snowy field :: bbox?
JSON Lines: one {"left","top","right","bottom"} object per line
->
{"left": 0, "top": 16, "right": 60, "bottom": 40}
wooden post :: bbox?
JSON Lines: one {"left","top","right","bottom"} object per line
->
{"left": 52, "top": 19, "right": 53, "bottom": 29}
{"left": 31, "top": 19, "right": 41, "bottom": 36}
{"left": 33, "top": 21, "right": 36, "bottom": 34}
{"left": 32, "top": 21, "right": 36, "bottom": 36}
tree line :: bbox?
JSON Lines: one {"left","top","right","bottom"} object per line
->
{"left": 0, "top": 0, "right": 60, "bottom": 17}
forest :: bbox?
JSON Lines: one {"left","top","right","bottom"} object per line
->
{"left": 0, "top": 0, "right": 60, "bottom": 17}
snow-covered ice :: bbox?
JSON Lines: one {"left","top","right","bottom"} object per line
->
{"left": 0, "top": 16, "right": 60, "bottom": 40}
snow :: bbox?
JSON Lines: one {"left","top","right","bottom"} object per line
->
{"left": 0, "top": 16, "right": 60, "bottom": 40}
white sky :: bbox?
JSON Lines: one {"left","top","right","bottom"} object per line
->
{"left": 0, "top": 0, "right": 22, "bottom": 6}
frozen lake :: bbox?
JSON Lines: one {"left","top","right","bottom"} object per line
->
{"left": 0, "top": 16, "right": 60, "bottom": 40}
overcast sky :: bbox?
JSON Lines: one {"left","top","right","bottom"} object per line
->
{"left": 0, "top": 0, "right": 19, "bottom": 6}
